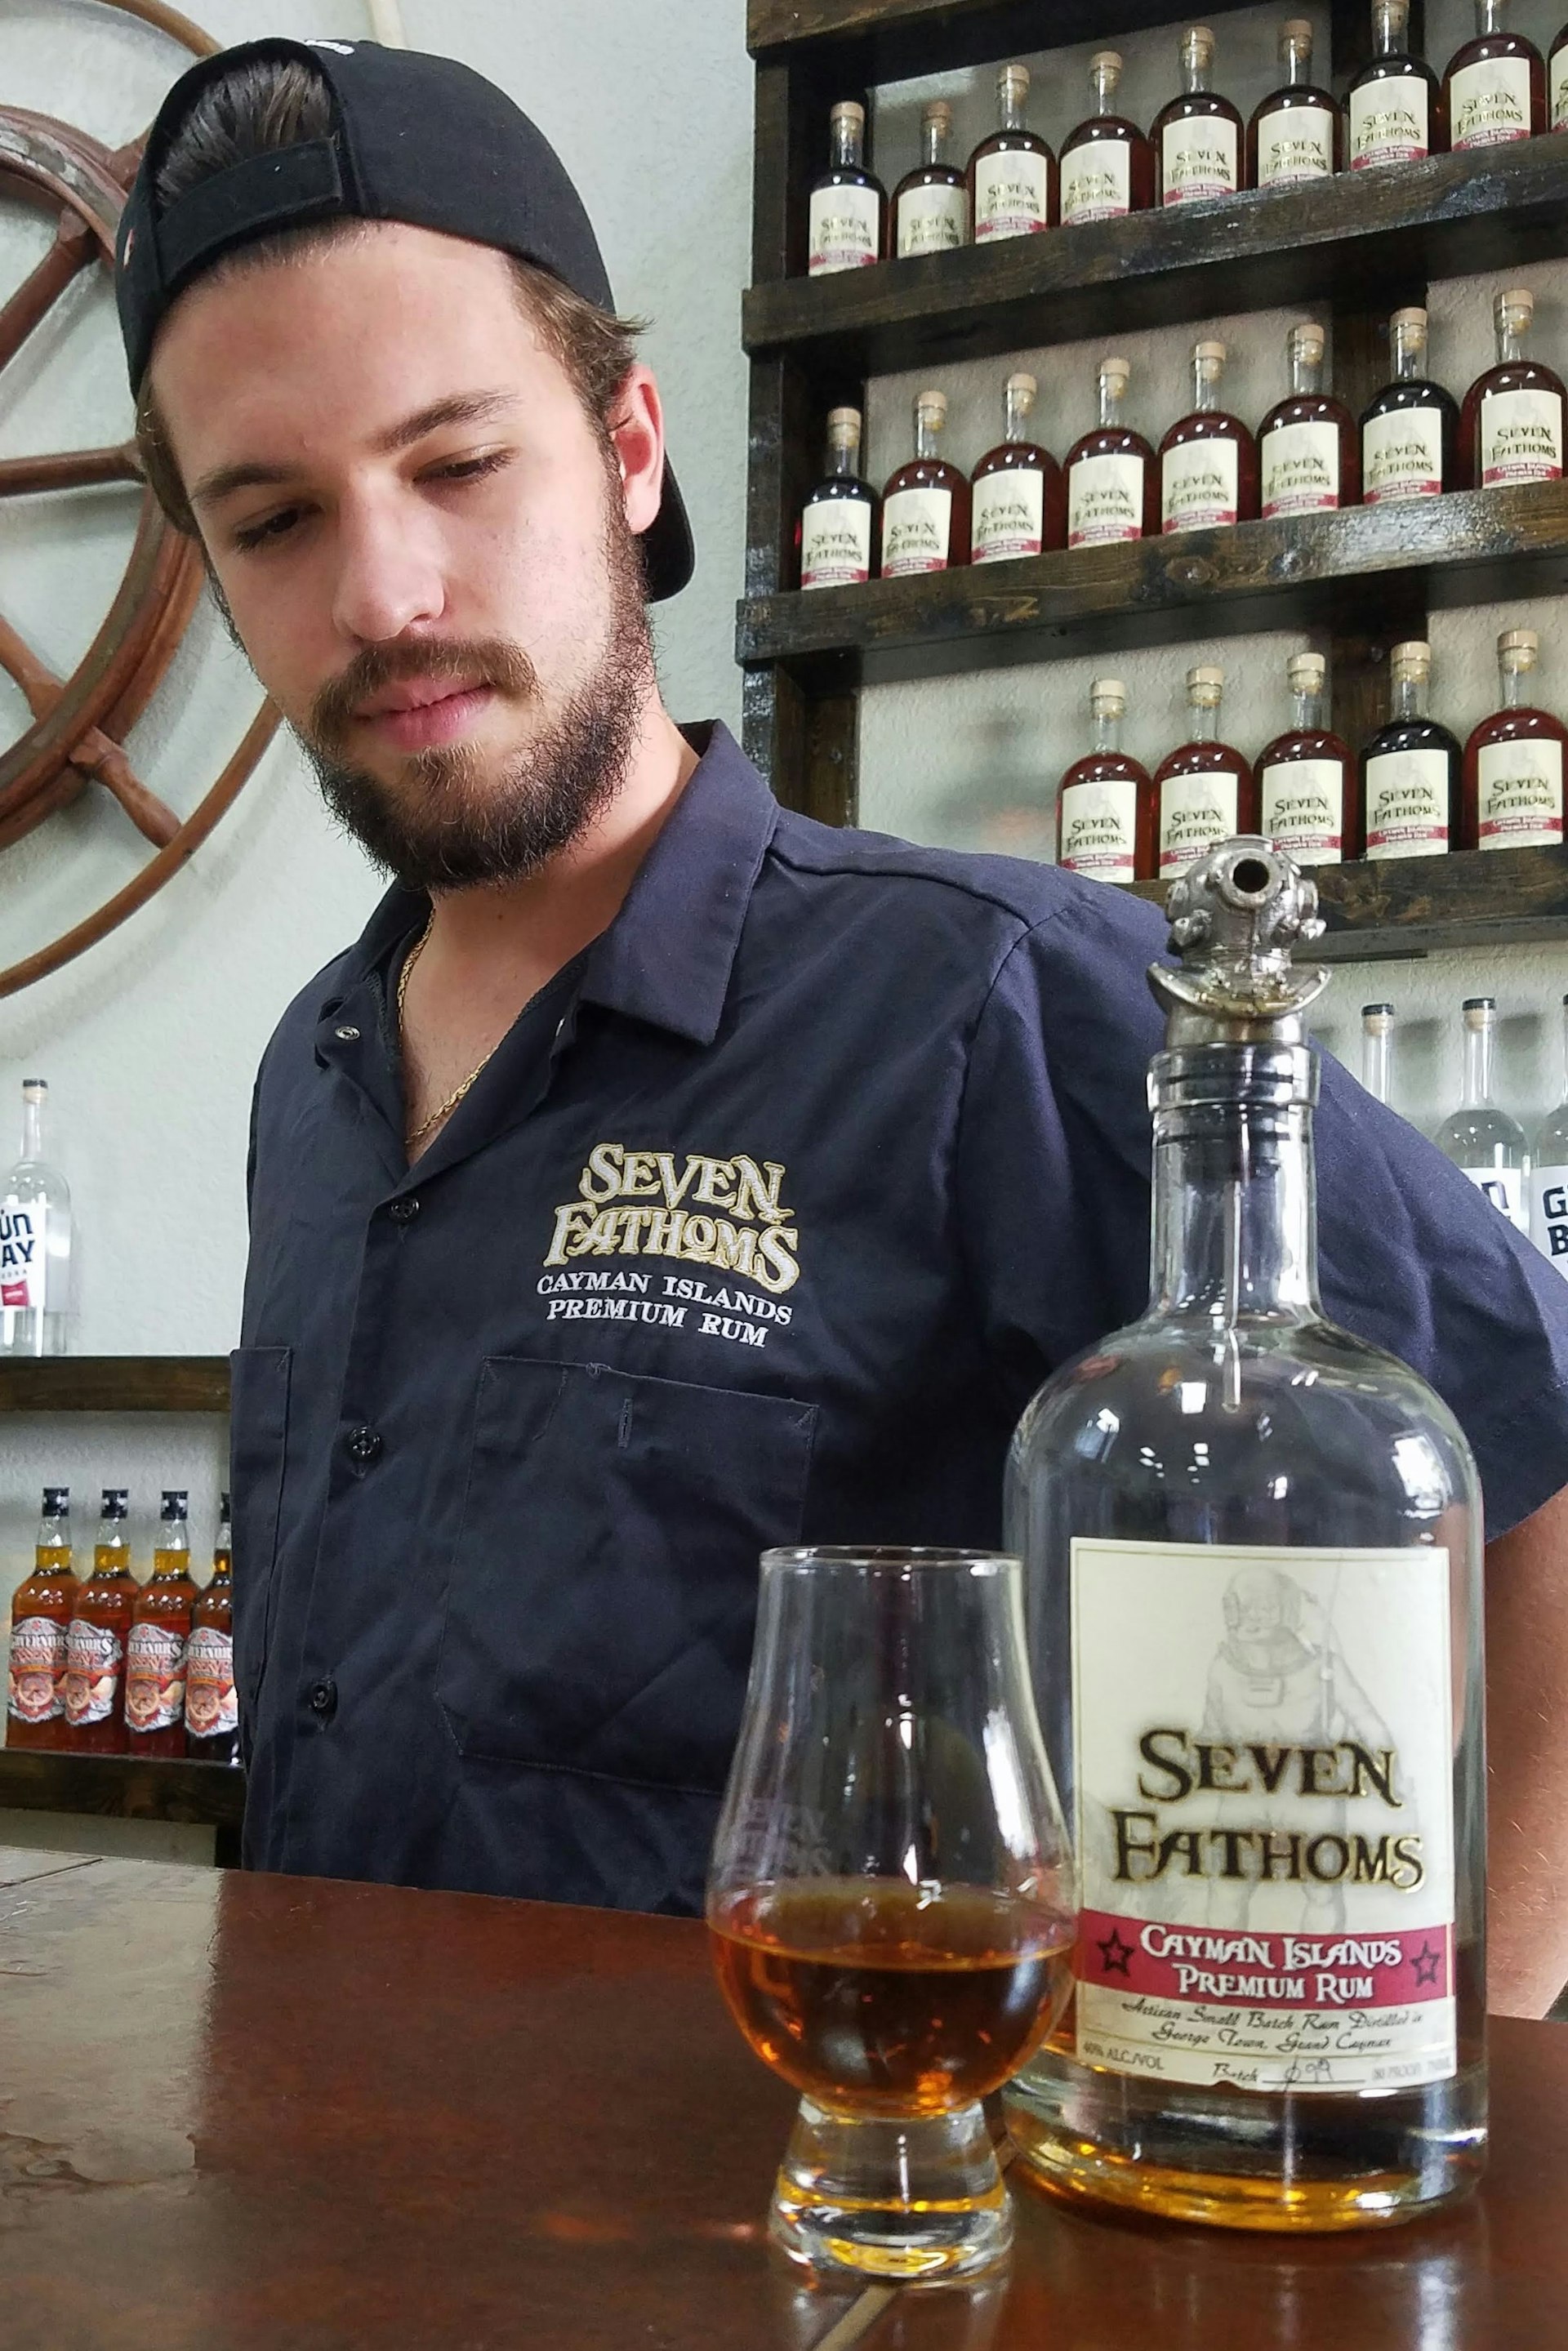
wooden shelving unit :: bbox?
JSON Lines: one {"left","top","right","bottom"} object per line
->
{"left": 0, "top": 1356, "right": 230, "bottom": 1412}
{"left": 0, "top": 1748, "right": 244, "bottom": 1867}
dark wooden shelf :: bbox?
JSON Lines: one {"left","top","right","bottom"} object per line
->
{"left": 0, "top": 1356, "right": 230, "bottom": 1413}
{"left": 0, "top": 1746, "right": 245, "bottom": 1863}
{"left": 748, "top": 0, "right": 1264, "bottom": 74}
{"left": 1133, "top": 846, "right": 1568, "bottom": 962}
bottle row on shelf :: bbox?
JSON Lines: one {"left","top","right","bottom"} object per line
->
{"left": 1054, "top": 630, "right": 1559, "bottom": 884}
{"left": 798, "top": 295, "right": 1558, "bottom": 586}
{"left": 808, "top": 2, "right": 1566, "bottom": 274}
{"left": 5, "top": 1487, "right": 238, "bottom": 1764}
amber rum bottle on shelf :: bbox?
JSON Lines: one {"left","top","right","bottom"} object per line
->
{"left": 125, "top": 1490, "right": 198, "bottom": 1759}
{"left": 6, "top": 1486, "right": 75, "bottom": 1752}
{"left": 1349, "top": 0, "right": 1446, "bottom": 167}
{"left": 1552, "top": 22, "right": 1568, "bottom": 129}
{"left": 971, "top": 373, "right": 1062, "bottom": 563}
{"left": 1249, "top": 20, "right": 1343, "bottom": 186}
{"left": 1159, "top": 341, "right": 1258, "bottom": 534}
{"left": 186, "top": 1493, "right": 239, "bottom": 1765}
{"left": 1067, "top": 358, "right": 1156, "bottom": 549}
{"left": 808, "top": 102, "right": 884, "bottom": 276}
{"left": 880, "top": 390, "right": 969, "bottom": 575}
{"left": 1461, "top": 627, "right": 1568, "bottom": 852}
{"left": 1258, "top": 651, "right": 1356, "bottom": 866}
{"left": 800, "top": 409, "right": 879, "bottom": 590}
{"left": 1259, "top": 322, "right": 1360, "bottom": 516}
{"left": 1461, "top": 288, "right": 1565, "bottom": 490}
{"left": 1060, "top": 51, "right": 1154, "bottom": 225}
{"left": 1057, "top": 677, "right": 1153, "bottom": 884}
{"left": 63, "top": 1488, "right": 136, "bottom": 1755}
{"left": 1361, "top": 639, "right": 1460, "bottom": 859}
{"left": 894, "top": 100, "right": 968, "bottom": 258}
{"left": 1153, "top": 24, "right": 1244, "bottom": 207}
{"left": 1152, "top": 664, "right": 1258, "bottom": 882}
{"left": 969, "top": 64, "right": 1055, "bottom": 241}
{"left": 1443, "top": 0, "right": 1544, "bottom": 150}
{"left": 1361, "top": 307, "right": 1459, "bottom": 503}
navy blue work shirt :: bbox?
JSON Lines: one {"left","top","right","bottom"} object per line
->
{"left": 236, "top": 719, "right": 1568, "bottom": 1912}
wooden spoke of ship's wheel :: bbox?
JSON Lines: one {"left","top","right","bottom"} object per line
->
{"left": 0, "top": 441, "right": 142, "bottom": 496}
{"left": 0, "top": 608, "right": 180, "bottom": 847}
{"left": 0, "top": 205, "right": 96, "bottom": 374}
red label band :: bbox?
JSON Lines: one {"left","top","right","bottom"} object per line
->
{"left": 1076, "top": 1909, "right": 1453, "bottom": 2009}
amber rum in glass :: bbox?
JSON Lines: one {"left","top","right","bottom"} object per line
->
{"left": 969, "top": 63, "right": 1054, "bottom": 241}
{"left": 1153, "top": 663, "right": 1258, "bottom": 880}
{"left": 1443, "top": 0, "right": 1544, "bottom": 149}
{"left": 1153, "top": 24, "right": 1244, "bottom": 207}
{"left": 6, "top": 1486, "right": 74, "bottom": 1752}
{"left": 1160, "top": 340, "right": 1258, "bottom": 532}
{"left": 808, "top": 101, "right": 884, "bottom": 275}
{"left": 1361, "top": 639, "right": 1460, "bottom": 859}
{"left": 800, "top": 407, "right": 878, "bottom": 590}
{"left": 971, "top": 372, "right": 1062, "bottom": 563}
{"left": 1462, "top": 626, "right": 1567, "bottom": 851}
{"left": 1462, "top": 287, "right": 1565, "bottom": 489}
{"left": 1067, "top": 357, "right": 1156, "bottom": 548}
{"left": 1260, "top": 322, "right": 1359, "bottom": 515}
{"left": 1350, "top": 0, "right": 1446, "bottom": 167}
{"left": 881, "top": 390, "right": 969, "bottom": 575}
{"left": 895, "top": 100, "right": 968, "bottom": 258}
{"left": 1250, "top": 20, "right": 1343, "bottom": 185}
{"left": 1258, "top": 651, "right": 1355, "bottom": 866}
{"left": 1060, "top": 51, "right": 1154, "bottom": 225}
{"left": 1361, "top": 307, "right": 1459, "bottom": 503}
{"left": 1057, "top": 677, "right": 1152, "bottom": 884}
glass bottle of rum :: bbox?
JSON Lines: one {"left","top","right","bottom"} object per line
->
{"left": 63, "top": 1489, "right": 136, "bottom": 1756}
{"left": 1361, "top": 1000, "right": 1397, "bottom": 1105}
{"left": 1060, "top": 51, "right": 1154, "bottom": 226}
{"left": 1530, "top": 997, "right": 1568, "bottom": 1277}
{"left": 1461, "top": 287, "right": 1565, "bottom": 490}
{"left": 1249, "top": 19, "right": 1343, "bottom": 186}
{"left": 6, "top": 1486, "right": 75, "bottom": 1752}
{"left": 1159, "top": 340, "right": 1258, "bottom": 534}
{"left": 1152, "top": 664, "right": 1258, "bottom": 882}
{"left": 1258, "top": 650, "right": 1356, "bottom": 866}
{"left": 1066, "top": 357, "right": 1156, "bottom": 549}
{"left": 1361, "top": 639, "right": 1460, "bottom": 859}
{"left": 125, "top": 1490, "right": 197, "bottom": 1759}
{"left": 894, "top": 100, "right": 968, "bottom": 258}
{"left": 808, "top": 101, "right": 885, "bottom": 276}
{"left": 2, "top": 1078, "right": 72, "bottom": 1358}
{"left": 971, "top": 373, "right": 1062, "bottom": 563}
{"left": 880, "top": 390, "right": 969, "bottom": 575}
{"left": 1552, "top": 20, "right": 1568, "bottom": 129}
{"left": 800, "top": 407, "right": 879, "bottom": 590}
{"left": 1361, "top": 307, "right": 1459, "bottom": 504}
{"left": 1444, "top": 0, "right": 1544, "bottom": 150}
{"left": 1349, "top": 0, "right": 1446, "bottom": 168}
{"left": 1057, "top": 677, "right": 1153, "bottom": 884}
{"left": 969, "top": 63, "right": 1055, "bottom": 241}
{"left": 1435, "top": 996, "right": 1530, "bottom": 1230}
{"left": 1462, "top": 626, "right": 1567, "bottom": 851}
{"left": 1153, "top": 24, "right": 1244, "bottom": 207}
{"left": 186, "top": 1491, "right": 240, "bottom": 1765}
{"left": 1260, "top": 322, "right": 1360, "bottom": 516}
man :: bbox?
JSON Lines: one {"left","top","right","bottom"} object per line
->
{"left": 118, "top": 37, "right": 1568, "bottom": 2016}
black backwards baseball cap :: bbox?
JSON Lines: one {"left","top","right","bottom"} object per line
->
{"left": 114, "top": 34, "right": 693, "bottom": 601}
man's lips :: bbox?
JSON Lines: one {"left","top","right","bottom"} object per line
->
{"left": 355, "top": 680, "right": 496, "bottom": 752}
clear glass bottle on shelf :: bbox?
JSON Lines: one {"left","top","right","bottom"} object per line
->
{"left": 880, "top": 389, "right": 970, "bottom": 575}
{"left": 1152, "top": 663, "right": 1259, "bottom": 882}
{"left": 1361, "top": 639, "right": 1460, "bottom": 859}
{"left": 969, "top": 63, "right": 1055, "bottom": 242}
{"left": 1461, "top": 288, "right": 1565, "bottom": 491}
{"left": 1552, "top": 21, "right": 1568, "bottom": 130}
{"left": 1434, "top": 996, "right": 1530, "bottom": 1231}
{"left": 1004, "top": 840, "right": 1486, "bottom": 2230}
{"left": 1153, "top": 24, "right": 1245, "bottom": 207}
{"left": 63, "top": 1489, "right": 136, "bottom": 1756}
{"left": 1349, "top": 0, "right": 1446, "bottom": 168}
{"left": 1361, "top": 307, "right": 1459, "bottom": 504}
{"left": 1057, "top": 676, "right": 1153, "bottom": 885}
{"left": 1066, "top": 357, "right": 1157, "bottom": 549}
{"left": 800, "top": 408, "right": 879, "bottom": 590}
{"left": 1361, "top": 1000, "right": 1396, "bottom": 1105}
{"left": 1159, "top": 340, "right": 1258, "bottom": 534}
{"left": 186, "top": 1492, "right": 240, "bottom": 1764}
{"left": 1259, "top": 321, "right": 1361, "bottom": 517}
{"left": 1443, "top": 0, "right": 1544, "bottom": 151}
{"left": 1249, "top": 19, "right": 1343, "bottom": 186}
{"left": 971, "top": 372, "right": 1062, "bottom": 563}
{"left": 126, "top": 1490, "right": 197, "bottom": 1759}
{"left": 1, "top": 1078, "right": 72, "bottom": 1359}
{"left": 894, "top": 99, "right": 969, "bottom": 258}
{"left": 808, "top": 101, "right": 885, "bottom": 276}
{"left": 1462, "top": 627, "right": 1567, "bottom": 851}
{"left": 1060, "top": 51, "right": 1155, "bottom": 226}
{"left": 7, "top": 1486, "right": 75, "bottom": 1752}
{"left": 1258, "top": 650, "right": 1356, "bottom": 866}
{"left": 1530, "top": 997, "right": 1568, "bottom": 1276}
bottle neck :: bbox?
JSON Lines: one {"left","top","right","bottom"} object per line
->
{"left": 20, "top": 1097, "right": 43, "bottom": 1163}
{"left": 1000, "top": 82, "right": 1027, "bottom": 133}
{"left": 1374, "top": 4, "right": 1408, "bottom": 60}
{"left": 1463, "top": 1021, "right": 1498, "bottom": 1109}
{"left": 1290, "top": 343, "right": 1325, "bottom": 399}
{"left": 1495, "top": 314, "right": 1528, "bottom": 367}
{"left": 1391, "top": 670, "right": 1429, "bottom": 723}
{"left": 1092, "top": 63, "right": 1120, "bottom": 118}
{"left": 1477, "top": 0, "right": 1504, "bottom": 36}
{"left": 1152, "top": 1098, "right": 1320, "bottom": 1325}
{"left": 1186, "top": 696, "right": 1221, "bottom": 746}
{"left": 1183, "top": 51, "right": 1214, "bottom": 96}
{"left": 1392, "top": 324, "right": 1427, "bottom": 383}
{"left": 922, "top": 117, "right": 950, "bottom": 167}
{"left": 1091, "top": 704, "right": 1124, "bottom": 756}
{"left": 1098, "top": 376, "right": 1125, "bottom": 431}
{"left": 831, "top": 117, "right": 863, "bottom": 170}
{"left": 1361, "top": 1021, "right": 1392, "bottom": 1106}
{"left": 152, "top": 1526, "right": 189, "bottom": 1580}
{"left": 826, "top": 434, "right": 859, "bottom": 480}
{"left": 1292, "top": 683, "right": 1327, "bottom": 734}
{"left": 1282, "top": 38, "right": 1312, "bottom": 87}
{"left": 1004, "top": 385, "right": 1034, "bottom": 443}
{"left": 1499, "top": 659, "right": 1530, "bottom": 712}
{"left": 1192, "top": 357, "right": 1222, "bottom": 416}
{"left": 914, "top": 412, "right": 942, "bottom": 462}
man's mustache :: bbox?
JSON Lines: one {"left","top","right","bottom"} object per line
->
{"left": 309, "top": 638, "right": 541, "bottom": 752}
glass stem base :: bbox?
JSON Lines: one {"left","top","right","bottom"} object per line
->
{"left": 770, "top": 2096, "right": 1011, "bottom": 2282}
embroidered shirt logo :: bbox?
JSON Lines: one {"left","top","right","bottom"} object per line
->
{"left": 542, "top": 1143, "right": 800, "bottom": 1294}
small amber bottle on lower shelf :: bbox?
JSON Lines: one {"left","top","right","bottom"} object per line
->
{"left": 6, "top": 1486, "right": 76, "bottom": 1751}
{"left": 63, "top": 1489, "right": 136, "bottom": 1754}
{"left": 126, "top": 1489, "right": 198, "bottom": 1759}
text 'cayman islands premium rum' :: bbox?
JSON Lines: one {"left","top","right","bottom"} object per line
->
{"left": 800, "top": 408, "right": 878, "bottom": 590}
{"left": 1057, "top": 676, "right": 1152, "bottom": 884}
{"left": 1153, "top": 663, "right": 1258, "bottom": 881}
{"left": 1258, "top": 650, "right": 1355, "bottom": 866}
{"left": 1154, "top": 24, "right": 1244, "bottom": 207}
{"left": 971, "top": 372, "right": 1062, "bottom": 563}
{"left": 808, "top": 102, "right": 884, "bottom": 275}
{"left": 1260, "top": 322, "right": 1360, "bottom": 516}
{"left": 969, "top": 63, "right": 1055, "bottom": 241}
{"left": 1250, "top": 20, "right": 1343, "bottom": 186}
{"left": 1462, "top": 626, "right": 1568, "bottom": 851}
{"left": 1060, "top": 51, "right": 1154, "bottom": 226}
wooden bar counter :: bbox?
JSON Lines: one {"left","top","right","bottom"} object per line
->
{"left": 2, "top": 1845, "right": 1565, "bottom": 2349}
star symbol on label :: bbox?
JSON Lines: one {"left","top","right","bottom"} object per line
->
{"left": 1096, "top": 1926, "right": 1135, "bottom": 1979}
{"left": 1410, "top": 1942, "right": 1443, "bottom": 1988}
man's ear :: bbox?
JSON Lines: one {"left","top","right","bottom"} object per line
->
{"left": 608, "top": 363, "right": 665, "bottom": 536}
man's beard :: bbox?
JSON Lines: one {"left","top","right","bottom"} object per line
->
{"left": 295, "top": 498, "right": 655, "bottom": 892}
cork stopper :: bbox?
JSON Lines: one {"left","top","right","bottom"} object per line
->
{"left": 1098, "top": 354, "right": 1131, "bottom": 390}
{"left": 1091, "top": 676, "right": 1128, "bottom": 715}
{"left": 1194, "top": 339, "right": 1227, "bottom": 366}
{"left": 998, "top": 61, "right": 1030, "bottom": 99}
{"left": 1183, "top": 24, "right": 1217, "bottom": 67}
{"left": 831, "top": 100, "right": 866, "bottom": 131}
{"left": 915, "top": 386, "right": 948, "bottom": 427}
{"left": 1374, "top": 0, "right": 1410, "bottom": 33}
{"left": 1497, "top": 287, "right": 1535, "bottom": 327}
{"left": 1287, "top": 650, "right": 1327, "bottom": 692}
{"left": 1187, "top": 662, "right": 1225, "bottom": 701}
{"left": 1391, "top": 305, "right": 1428, "bottom": 336}
{"left": 1281, "top": 16, "right": 1314, "bottom": 47}
{"left": 826, "top": 405, "right": 862, "bottom": 451}
{"left": 1499, "top": 626, "right": 1539, "bottom": 669}
{"left": 1006, "top": 370, "right": 1038, "bottom": 404}
{"left": 922, "top": 99, "right": 954, "bottom": 131}
{"left": 1091, "top": 50, "right": 1124, "bottom": 86}
{"left": 1390, "top": 639, "right": 1432, "bottom": 680}
{"left": 1290, "top": 320, "right": 1326, "bottom": 358}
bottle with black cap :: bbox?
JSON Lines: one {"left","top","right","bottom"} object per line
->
{"left": 187, "top": 1494, "right": 240, "bottom": 1764}
{"left": 64, "top": 1489, "right": 136, "bottom": 1754}
{"left": 127, "top": 1491, "right": 198, "bottom": 1757}
{"left": 7, "top": 1487, "right": 76, "bottom": 1751}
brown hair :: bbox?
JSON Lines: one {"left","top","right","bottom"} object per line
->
{"left": 133, "top": 54, "right": 646, "bottom": 533}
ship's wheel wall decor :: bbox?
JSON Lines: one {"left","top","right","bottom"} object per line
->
{"left": 1, "top": 0, "right": 278, "bottom": 1000}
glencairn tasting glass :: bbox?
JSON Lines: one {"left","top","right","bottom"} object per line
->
{"left": 971, "top": 372, "right": 1062, "bottom": 563}
{"left": 186, "top": 1493, "right": 239, "bottom": 1763}
{"left": 1258, "top": 650, "right": 1356, "bottom": 866}
{"left": 64, "top": 1489, "right": 136, "bottom": 1754}
{"left": 969, "top": 64, "right": 1055, "bottom": 242}
{"left": 126, "top": 1490, "right": 197, "bottom": 1757}
{"left": 708, "top": 1547, "right": 1076, "bottom": 2281}
{"left": 1260, "top": 322, "right": 1360, "bottom": 517}
{"left": 1530, "top": 996, "right": 1568, "bottom": 1277}
{"left": 1160, "top": 341, "right": 1258, "bottom": 534}
{"left": 1057, "top": 676, "right": 1153, "bottom": 885}
{"left": 1004, "top": 841, "right": 1486, "bottom": 2230}
{"left": 1153, "top": 664, "right": 1258, "bottom": 883}
{"left": 1443, "top": 0, "right": 1544, "bottom": 150}
{"left": 1361, "top": 639, "right": 1460, "bottom": 860}
{"left": 1461, "top": 288, "right": 1565, "bottom": 491}
{"left": 1349, "top": 0, "right": 1446, "bottom": 168}
{"left": 880, "top": 390, "right": 969, "bottom": 575}
{"left": 1066, "top": 357, "right": 1156, "bottom": 548}
{"left": 2, "top": 1078, "right": 73, "bottom": 1358}
{"left": 1462, "top": 626, "right": 1567, "bottom": 852}
{"left": 1361, "top": 1000, "right": 1397, "bottom": 1106}
{"left": 1435, "top": 997, "right": 1530, "bottom": 1231}
{"left": 1361, "top": 307, "right": 1459, "bottom": 505}
{"left": 800, "top": 408, "right": 879, "bottom": 590}
{"left": 1249, "top": 20, "right": 1344, "bottom": 187}
{"left": 1060, "top": 51, "right": 1154, "bottom": 226}
{"left": 808, "top": 102, "right": 885, "bottom": 276}
{"left": 894, "top": 100, "right": 968, "bottom": 259}
{"left": 6, "top": 1487, "right": 75, "bottom": 1752}
{"left": 1153, "top": 25, "right": 1244, "bottom": 207}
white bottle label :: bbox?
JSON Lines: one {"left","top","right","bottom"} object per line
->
{"left": 1363, "top": 407, "right": 1444, "bottom": 502}
{"left": 7, "top": 1616, "right": 66, "bottom": 1725}
{"left": 0, "top": 1197, "right": 42, "bottom": 1311}
{"left": 1477, "top": 737, "right": 1564, "bottom": 849}
{"left": 65, "top": 1619, "right": 123, "bottom": 1726}
{"left": 1530, "top": 1164, "right": 1568, "bottom": 1274}
{"left": 808, "top": 184, "right": 880, "bottom": 274}
{"left": 1254, "top": 104, "right": 1335, "bottom": 185}
{"left": 1071, "top": 1537, "right": 1458, "bottom": 2094}
{"left": 1162, "top": 437, "right": 1239, "bottom": 532}
{"left": 973, "top": 469, "right": 1045, "bottom": 562}
{"left": 125, "top": 1620, "right": 188, "bottom": 1734}
{"left": 1061, "top": 140, "right": 1131, "bottom": 225}
{"left": 1450, "top": 55, "right": 1534, "bottom": 149}
{"left": 973, "top": 149, "right": 1050, "bottom": 239}
{"left": 800, "top": 498, "right": 872, "bottom": 589}
{"left": 1554, "top": 46, "right": 1568, "bottom": 131}
{"left": 881, "top": 484, "right": 953, "bottom": 575}
{"left": 896, "top": 181, "right": 967, "bottom": 257}
{"left": 186, "top": 1623, "right": 238, "bottom": 1738}
{"left": 1263, "top": 758, "right": 1347, "bottom": 865}
{"left": 1068, "top": 452, "right": 1145, "bottom": 547}
{"left": 1460, "top": 1163, "right": 1527, "bottom": 1231}
{"left": 1160, "top": 114, "right": 1238, "bottom": 204}
{"left": 1480, "top": 387, "right": 1564, "bottom": 486}
{"left": 1261, "top": 420, "right": 1342, "bottom": 517}
{"left": 1364, "top": 747, "right": 1450, "bottom": 857}
{"left": 1349, "top": 75, "right": 1430, "bottom": 167}
{"left": 1059, "top": 776, "right": 1139, "bottom": 884}
{"left": 1159, "top": 771, "right": 1241, "bottom": 878}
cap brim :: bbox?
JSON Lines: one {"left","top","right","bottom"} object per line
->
{"left": 641, "top": 455, "right": 694, "bottom": 602}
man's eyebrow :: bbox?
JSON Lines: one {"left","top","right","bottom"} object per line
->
{"left": 188, "top": 390, "right": 522, "bottom": 510}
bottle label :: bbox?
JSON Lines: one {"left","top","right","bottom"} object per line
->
{"left": 1477, "top": 737, "right": 1564, "bottom": 848}
{"left": 881, "top": 485, "right": 954, "bottom": 575}
{"left": 1365, "top": 747, "right": 1450, "bottom": 857}
{"left": 1160, "top": 114, "right": 1238, "bottom": 205}
{"left": 1480, "top": 387, "right": 1564, "bottom": 486}
{"left": 1349, "top": 76, "right": 1430, "bottom": 167}
{"left": 1159, "top": 771, "right": 1241, "bottom": 878}
{"left": 1071, "top": 1537, "right": 1458, "bottom": 2095}
{"left": 973, "top": 149, "right": 1050, "bottom": 239}
{"left": 1255, "top": 105, "right": 1335, "bottom": 185}
{"left": 1262, "top": 758, "right": 1346, "bottom": 865}
{"left": 1449, "top": 56, "right": 1534, "bottom": 149}
{"left": 1059, "top": 777, "right": 1139, "bottom": 884}
{"left": 1530, "top": 1164, "right": 1568, "bottom": 1274}
{"left": 64, "top": 1618, "right": 123, "bottom": 1726}
{"left": 1261, "top": 419, "right": 1342, "bottom": 516}
{"left": 896, "top": 182, "right": 967, "bottom": 257}
{"left": 125, "top": 1620, "right": 188, "bottom": 1734}
{"left": 808, "top": 185, "right": 881, "bottom": 274}
{"left": 1161, "top": 438, "right": 1239, "bottom": 532}
{"left": 1362, "top": 407, "right": 1444, "bottom": 502}
{"left": 801, "top": 499, "right": 872, "bottom": 590}
{"left": 0, "top": 1198, "right": 43, "bottom": 1311}
{"left": 1068, "top": 452, "right": 1145, "bottom": 547}
{"left": 973, "top": 469, "right": 1045, "bottom": 562}
{"left": 1554, "top": 47, "right": 1568, "bottom": 131}
{"left": 7, "top": 1615, "right": 66, "bottom": 1724}
{"left": 1460, "top": 1163, "right": 1527, "bottom": 1231}
{"left": 1060, "top": 140, "right": 1131, "bottom": 225}
{"left": 185, "top": 1623, "right": 238, "bottom": 1739}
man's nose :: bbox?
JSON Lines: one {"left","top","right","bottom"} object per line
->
{"left": 330, "top": 495, "right": 446, "bottom": 645}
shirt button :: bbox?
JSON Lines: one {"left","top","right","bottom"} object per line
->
{"left": 345, "top": 1425, "right": 383, "bottom": 1466}
{"left": 307, "top": 1678, "right": 338, "bottom": 1721}
{"left": 334, "top": 1025, "right": 360, "bottom": 1041}
{"left": 388, "top": 1196, "right": 421, "bottom": 1224}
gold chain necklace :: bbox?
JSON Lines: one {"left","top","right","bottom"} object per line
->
{"left": 397, "top": 917, "right": 497, "bottom": 1147}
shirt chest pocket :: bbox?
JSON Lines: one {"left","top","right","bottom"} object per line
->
{"left": 435, "top": 1357, "right": 817, "bottom": 1793}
